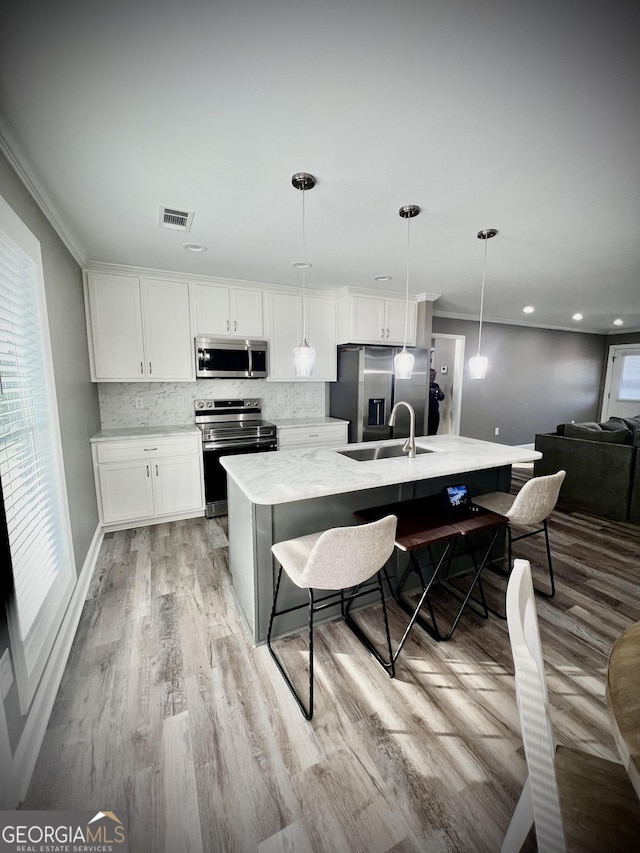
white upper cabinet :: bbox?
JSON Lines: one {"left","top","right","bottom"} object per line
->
{"left": 85, "top": 272, "right": 193, "bottom": 381}
{"left": 266, "top": 291, "right": 337, "bottom": 381}
{"left": 141, "top": 278, "right": 194, "bottom": 380}
{"left": 190, "top": 282, "right": 264, "bottom": 338}
{"left": 336, "top": 291, "right": 417, "bottom": 346}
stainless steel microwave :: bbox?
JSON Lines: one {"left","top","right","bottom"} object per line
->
{"left": 195, "top": 337, "right": 268, "bottom": 379}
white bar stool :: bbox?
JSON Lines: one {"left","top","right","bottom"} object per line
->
{"left": 267, "top": 514, "right": 397, "bottom": 720}
{"left": 474, "top": 470, "right": 566, "bottom": 598}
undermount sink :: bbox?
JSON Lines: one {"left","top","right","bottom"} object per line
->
{"left": 337, "top": 444, "right": 434, "bottom": 461}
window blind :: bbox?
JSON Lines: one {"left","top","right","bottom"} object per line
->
{"left": 0, "top": 196, "right": 75, "bottom": 712}
{"left": 619, "top": 354, "right": 640, "bottom": 402}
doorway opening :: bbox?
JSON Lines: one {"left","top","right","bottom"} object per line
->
{"left": 430, "top": 334, "right": 466, "bottom": 436}
{"left": 600, "top": 343, "right": 640, "bottom": 421}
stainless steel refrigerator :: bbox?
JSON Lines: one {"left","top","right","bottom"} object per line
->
{"left": 329, "top": 345, "right": 429, "bottom": 442}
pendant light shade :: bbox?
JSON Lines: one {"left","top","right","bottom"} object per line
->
{"left": 469, "top": 354, "right": 489, "bottom": 379}
{"left": 469, "top": 228, "right": 497, "bottom": 380}
{"left": 291, "top": 172, "right": 316, "bottom": 377}
{"left": 292, "top": 339, "right": 316, "bottom": 376}
{"left": 394, "top": 204, "right": 420, "bottom": 380}
{"left": 394, "top": 348, "right": 415, "bottom": 379}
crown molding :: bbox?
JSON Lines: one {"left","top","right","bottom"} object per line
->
{"left": 0, "top": 108, "right": 87, "bottom": 266}
{"left": 431, "top": 309, "right": 624, "bottom": 336}
{"left": 83, "top": 260, "right": 334, "bottom": 298}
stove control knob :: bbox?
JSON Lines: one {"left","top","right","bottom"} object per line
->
{"left": 195, "top": 401, "right": 204, "bottom": 409}
{"left": 206, "top": 401, "right": 214, "bottom": 408}
{"left": 253, "top": 400, "right": 258, "bottom": 406}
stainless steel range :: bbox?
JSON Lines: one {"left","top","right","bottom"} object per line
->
{"left": 195, "top": 398, "right": 277, "bottom": 518}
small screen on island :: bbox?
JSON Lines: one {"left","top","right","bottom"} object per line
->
{"left": 440, "top": 483, "right": 473, "bottom": 511}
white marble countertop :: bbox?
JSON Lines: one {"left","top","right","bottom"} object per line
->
{"left": 271, "top": 417, "right": 349, "bottom": 429}
{"left": 221, "top": 434, "right": 541, "bottom": 505}
{"left": 90, "top": 425, "right": 200, "bottom": 442}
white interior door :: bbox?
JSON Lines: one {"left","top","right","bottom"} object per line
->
{"left": 601, "top": 344, "right": 640, "bottom": 420}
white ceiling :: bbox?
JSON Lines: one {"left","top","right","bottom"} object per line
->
{"left": 1, "top": 0, "right": 639, "bottom": 334}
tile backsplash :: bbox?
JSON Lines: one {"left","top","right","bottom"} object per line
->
{"left": 98, "top": 380, "right": 327, "bottom": 428}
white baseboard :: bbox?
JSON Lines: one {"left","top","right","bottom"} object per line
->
{"left": 10, "top": 523, "right": 104, "bottom": 806}
{"left": 101, "top": 506, "right": 204, "bottom": 533}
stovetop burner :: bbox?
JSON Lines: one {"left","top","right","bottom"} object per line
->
{"left": 194, "top": 398, "right": 276, "bottom": 439}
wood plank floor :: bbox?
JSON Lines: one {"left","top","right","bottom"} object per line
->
{"left": 23, "top": 467, "right": 640, "bottom": 852}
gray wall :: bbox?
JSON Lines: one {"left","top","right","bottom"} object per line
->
{"left": 1, "top": 149, "right": 101, "bottom": 745}
{"left": 607, "top": 331, "right": 640, "bottom": 346}
{"left": 432, "top": 316, "right": 608, "bottom": 445}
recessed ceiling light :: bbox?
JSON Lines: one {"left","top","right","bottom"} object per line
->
{"left": 613, "top": 318, "right": 624, "bottom": 326}
{"left": 183, "top": 243, "right": 207, "bottom": 253}
{"left": 572, "top": 313, "right": 583, "bottom": 321}
{"left": 522, "top": 305, "right": 535, "bottom": 314}
{"left": 292, "top": 261, "right": 312, "bottom": 269}
{"left": 373, "top": 275, "right": 392, "bottom": 282}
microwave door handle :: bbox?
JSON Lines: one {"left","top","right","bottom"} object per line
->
{"left": 247, "top": 345, "right": 253, "bottom": 377}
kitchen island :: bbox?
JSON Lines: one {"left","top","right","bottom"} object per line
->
{"left": 221, "top": 435, "right": 541, "bottom": 644}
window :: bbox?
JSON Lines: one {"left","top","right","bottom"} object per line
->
{"left": 618, "top": 354, "right": 640, "bottom": 402}
{"left": 0, "top": 193, "right": 75, "bottom": 713}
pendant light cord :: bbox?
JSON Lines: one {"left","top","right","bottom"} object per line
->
{"left": 403, "top": 213, "right": 411, "bottom": 349}
{"left": 477, "top": 230, "right": 488, "bottom": 356}
{"left": 301, "top": 186, "right": 307, "bottom": 343}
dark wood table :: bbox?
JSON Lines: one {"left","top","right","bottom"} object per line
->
{"left": 607, "top": 620, "right": 640, "bottom": 799}
{"left": 355, "top": 495, "right": 508, "bottom": 657}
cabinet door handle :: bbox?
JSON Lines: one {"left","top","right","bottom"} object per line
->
{"left": 226, "top": 319, "right": 230, "bottom": 331}
{"left": 234, "top": 320, "right": 237, "bottom": 332}
{"left": 149, "top": 361, "right": 152, "bottom": 374}
{"left": 308, "top": 433, "right": 319, "bottom": 438}
{"left": 386, "top": 328, "right": 390, "bottom": 339}
{"left": 381, "top": 328, "right": 384, "bottom": 339}
{"left": 140, "top": 361, "right": 144, "bottom": 374}
{"left": 143, "top": 447, "right": 158, "bottom": 451}
{"left": 146, "top": 465, "right": 150, "bottom": 477}
{"left": 155, "top": 464, "right": 159, "bottom": 476}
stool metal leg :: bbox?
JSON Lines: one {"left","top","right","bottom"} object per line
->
{"left": 509, "top": 521, "right": 556, "bottom": 598}
{"left": 343, "top": 571, "right": 395, "bottom": 677}
{"left": 538, "top": 519, "right": 556, "bottom": 598}
{"left": 267, "top": 565, "right": 315, "bottom": 720}
{"left": 485, "top": 519, "right": 557, "bottom": 605}
{"left": 267, "top": 566, "right": 396, "bottom": 719}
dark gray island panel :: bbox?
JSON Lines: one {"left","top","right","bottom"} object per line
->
{"left": 226, "top": 455, "right": 513, "bottom": 644}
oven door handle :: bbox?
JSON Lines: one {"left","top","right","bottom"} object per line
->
{"left": 202, "top": 440, "right": 275, "bottom": 451}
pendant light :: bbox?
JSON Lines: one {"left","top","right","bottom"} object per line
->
{"left": 394, "top": 204, "right": 420, "bottom": 379}
{"left": 291, "top": 172, "right": 316, "bottom": 376}
{"left": 469, "top": 227, "right": 497, "bottom": 380}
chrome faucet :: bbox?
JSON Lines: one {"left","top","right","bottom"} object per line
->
{"left": 388, "top": 401, "right": 416, "bottom": 458}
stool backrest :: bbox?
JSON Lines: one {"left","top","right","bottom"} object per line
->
{"left": 507, "top": 470, "right": 566, "bottom": 526}
{"left": 506, "top": 559, "right": 566, "bottom": 852}
{"left": 301, "top": 515, "right": 397, "bottom": 589}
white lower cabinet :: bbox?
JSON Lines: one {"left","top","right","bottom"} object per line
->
{"left": 153, "top": 455, "right": 203, "bottom": 516}
{"left": 93, "top": 434, "right": 204, "bottom": 528}
{"left": 277, "top": 422, "right": 348, "bottom": 450}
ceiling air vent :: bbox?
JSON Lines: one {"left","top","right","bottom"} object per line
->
{"left": 159, "top": 206, "right": 194, "bottom": 232}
